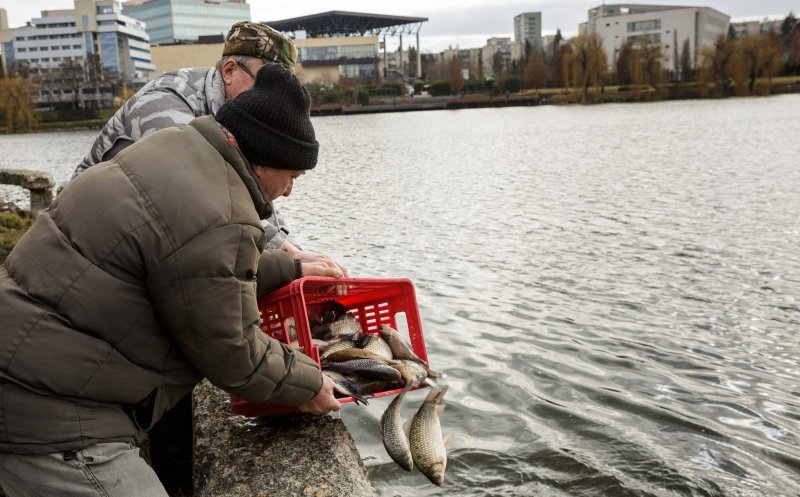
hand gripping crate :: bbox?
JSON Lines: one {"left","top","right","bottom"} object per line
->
{"left": 230, "top": 276, "right": 429, "bottom": 416}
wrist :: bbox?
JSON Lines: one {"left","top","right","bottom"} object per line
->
{"left": 293, "top": 258, "right": 303, "bottom": 280}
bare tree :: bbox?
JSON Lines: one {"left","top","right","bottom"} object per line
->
{"left": 565, "top": 33, "right": 608, "bottom": 103}
{"left": 0, "top": 78, "right": 38, "bottom": 132}
{"left": 616, "top": 42, "right": 633, "bottom": 85}
{"left": 523, "top": 52, "right": 547, "bottom": 89}
{"left": 448, "top": 55, "right": 464, "bottom": 93}
{"left": 406, "top": 46, "right": 418, "bottom": 79}
{"left": 734, "top": 33, "right": 784, "bottom": 95}
{"left": 680, "top": 39, "right": 693, "bottom": 82}
{"left": 698, "top": 34, "right": 735, "bottom": 97}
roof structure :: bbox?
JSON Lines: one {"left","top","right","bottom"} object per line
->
{"left": 265, "top": 11, "right": 427, "bottom": 37}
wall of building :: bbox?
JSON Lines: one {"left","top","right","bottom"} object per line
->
{"left": 149, "top": 35, "right": 380, "bottom": 86}
{"left": 123, "top": 0, "right": 250, "bottom": 45}
{"left": 150, "top": 41, "right": 221, "bottom": 74}
{"left": 514, "top": 12, "right": 542, "bottom": 52}
{"left": 591, "top": 6, "right": 729, "bottom": 73}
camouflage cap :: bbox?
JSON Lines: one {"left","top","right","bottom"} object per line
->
{"left": 223, "top": 21, "right": 297, "bottom": 71}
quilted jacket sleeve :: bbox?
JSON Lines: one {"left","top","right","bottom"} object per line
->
{"left": 146, "top": 222, "right": 322, "bottom": 406}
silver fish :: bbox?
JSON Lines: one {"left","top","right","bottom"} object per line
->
{"left": 329, "top": 314, "right": 362, "bottom": 337}
{"left": 323, "top": 370, "right": 369, "bottom": 405}
{"left": 358, "top": 333, "right": 394, "bottom": 360}
{"left": 322, "top": 358, "right": 403, "bottom": 383}
{"left": 319, "top": 338, "right": 358, "bottom": 360}
{"left": 380, "top": 384, "right": 413, "bottom": 471}
{"left": 392, "top": 360, "right": 431, "bottom": 389}
{"left": 313, "top": 314, "right": 363, "bottom": 341}
{"left": 410, "top": 386, "right": 448, "bottom": 486}
{"left": 380, "top": 324, "right": 427, "bottom": 365}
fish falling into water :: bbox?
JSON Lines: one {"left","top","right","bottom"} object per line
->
{"left": 307, "top": 301, "right": 449, "bottom": 485}
{"left": 409, "top": 386, "right": 449, "bottom": 486}
{"left": 380, "top": 383, "right": 414, "bottom": 471}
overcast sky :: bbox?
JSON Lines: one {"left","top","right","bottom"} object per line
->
{"left": 1, "top": 0, "right": 797, "bottom": 52}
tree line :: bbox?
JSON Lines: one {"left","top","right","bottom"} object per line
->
{"left": 0, "top": 55, "right": 125, "bottom": 133}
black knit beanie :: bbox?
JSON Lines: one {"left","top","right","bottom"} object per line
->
{"left": 215, "top": 63, "right": 318, "bottom": 170}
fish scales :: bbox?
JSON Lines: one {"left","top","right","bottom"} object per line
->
{"left": 380, "top": 384, "right": 413, "bottom": 471}
{"left": 360, "top": 334, "right": 393, "bottom": 360}
{"left": 410, "top": 386, "right": 448, "bottom": 486}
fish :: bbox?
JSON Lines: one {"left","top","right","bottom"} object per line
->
{"left": 322, "top": 370, "right": 369, "bottom": 405}
{"left": 392, "top": 360, "right": 432, "bottom": 389}
{"left": 322, "top": 347, "right": 388, "bottom": 364}
{"left": 346, "top": 376, "right": 403, "bottom": 395}
{"left": 312, "top": 314, "right": 363, "bottom": 341}
{"left": 319, "top": 338, "right": 358, "bottom": 360}
{"left": 321, "top": 300, "right": 348, "bottom": 323}
{"left": 379, "top": 324, "right": 427, "bottom": 366}
{"left": 322, "top": 358, "right": 403, "bottom": 383}
{"left": 380, "top": 383, "right": 413, "bottom": 471}
{"left": 357, "top": 333, "right": 394, "bottom": 360}
{"left": 409, "top": 386, "right": 449, "bottom": 486}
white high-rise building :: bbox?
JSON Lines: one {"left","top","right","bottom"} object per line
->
{"left": 0, "top": 0, "right": 155, "bottom": 80}
{"left": 586, "top": 4, "right": 730, "bottom": 73}
{"left": 514, "top": 12, "right": 542, "bottom": 53}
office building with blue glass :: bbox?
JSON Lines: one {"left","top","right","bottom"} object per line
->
{"left": 122, "top": 0, "right": 249, "bottom": 45}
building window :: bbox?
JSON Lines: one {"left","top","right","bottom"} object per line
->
{"left": 628, "top": 33, "right": 661, "bottom": 45}
{"left": 18, "top": 47, "right": 27, "bottom": 52}
{"left": 628, "top": 20, "right": 661, "bottom": 32}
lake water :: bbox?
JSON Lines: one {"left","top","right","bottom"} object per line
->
{"left": 1, "top": 95, "right": 799, "bottom": 496}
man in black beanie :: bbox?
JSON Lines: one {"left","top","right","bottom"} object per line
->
{"left": 0, "top": 63, "right": 340, "bottom": 496}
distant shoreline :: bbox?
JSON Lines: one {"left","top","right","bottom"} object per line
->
{"left": 2, "top": 80, "right": 798, "bottom": 134}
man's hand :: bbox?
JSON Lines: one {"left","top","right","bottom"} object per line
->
{"left": 298, "top": 374, "right": 341, "bottom": 415}
{"left": 283, "top": 241, "right": 350, "bottom": 294}
{"left": 283, "top": 240, "right": 349, "bottom": 278}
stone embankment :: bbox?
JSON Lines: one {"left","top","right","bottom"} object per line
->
{"left": 193, "top": 380, "right": 376, "bottom": 497}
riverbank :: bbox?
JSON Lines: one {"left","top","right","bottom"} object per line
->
{"left": 3, "top": 77, "right": 798, "bottom": 132}
{"left": 315, "top": 77, "right": 800, "bottom": 115}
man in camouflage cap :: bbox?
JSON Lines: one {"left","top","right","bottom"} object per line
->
{"left": 67, "top": 20, "right": 348, "bottom": 494}
{"left": 224, "top": 21, "right": 298, "bottom": 70}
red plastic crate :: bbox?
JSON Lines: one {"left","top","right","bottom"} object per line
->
{"left": 230, "top": 276, "right": 428, "bottom": 416}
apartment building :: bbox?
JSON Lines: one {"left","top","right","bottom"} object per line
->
{"left": 514, "top": 12, "right": 543, "bottom": 53}
{"left": 0, "top": 0, "right": 154, "bottom": 80}
{"left": 586, "top": 3, "right": 730, "bottom": 73}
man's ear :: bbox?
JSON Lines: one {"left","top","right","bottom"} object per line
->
{"left": 221, "top": 59, "right": 237, "bottom": 85}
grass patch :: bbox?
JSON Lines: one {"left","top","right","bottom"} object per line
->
{"left": 0, "top": 211, "right": 33, "bottom": 262}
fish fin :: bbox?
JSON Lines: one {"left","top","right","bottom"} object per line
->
{"left": 443, "top": 433, "right": 454, "bottom": 448}
{"left": 426, "top": 367, "right": 445, "bottom": 379}
{"left": 432, "top": 386, "right": 448, "bottom": 417}
{"left": 423, "top": 377, "right": 438, "bottom": 388}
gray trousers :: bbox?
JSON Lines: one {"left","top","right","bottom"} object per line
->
{"left": 0, "top": 442, "right": 168, "bottom": 497}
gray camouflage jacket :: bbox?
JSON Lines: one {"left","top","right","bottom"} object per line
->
{"left": 72, "top": 67, "right": 294, "bottom": 249}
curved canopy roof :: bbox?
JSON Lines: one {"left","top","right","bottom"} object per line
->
{"left": 266, "top": 11, "right": 428, "bottom": 37}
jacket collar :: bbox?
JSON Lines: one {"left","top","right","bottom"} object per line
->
{"left": 188, "top": 116, "right": 273, "bottom": 220}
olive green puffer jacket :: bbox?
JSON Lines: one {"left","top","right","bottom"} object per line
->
{"left": 0, "top": 116, "right": 321, "bottom": 455}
